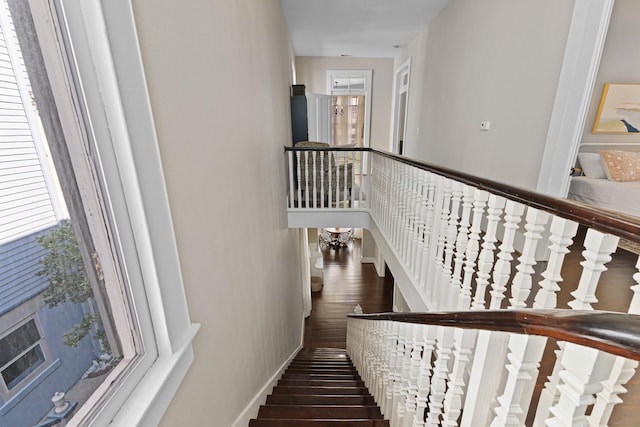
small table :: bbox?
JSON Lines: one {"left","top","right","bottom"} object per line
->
{"left": 320, "top": 227, "right": 353, "bottom": 248}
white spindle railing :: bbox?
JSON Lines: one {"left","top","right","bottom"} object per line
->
{"left": 287, "top": 147, "right": 640, "bottom": 426}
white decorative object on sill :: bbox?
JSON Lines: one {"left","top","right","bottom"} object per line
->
{"left": 52, "top": 391, "right": 69, "bottom": 414}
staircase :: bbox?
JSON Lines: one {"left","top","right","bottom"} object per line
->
{"left": 249, "top": 348, "right": 389, "bottom": 426}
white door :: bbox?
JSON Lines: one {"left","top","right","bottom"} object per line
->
{"left": 307, "top": 93, "right": 332, "bottom": 143}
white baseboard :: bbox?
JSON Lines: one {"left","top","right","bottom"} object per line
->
{"left": 231, "top": 344, "right": 301, "bottom": 427}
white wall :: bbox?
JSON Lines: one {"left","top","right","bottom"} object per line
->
{"left": 581, "top": 0, "right": 640, "bottom": 148}
{"left": 295, "top": 56, "right": 394, "bottom": 151}
{"left": 398, "top": 0, "right": 575, "bottom": 189}
{"left": 131, "top": 1, "right": 304, "bottom": 425}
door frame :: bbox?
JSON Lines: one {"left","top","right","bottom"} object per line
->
{"left": 392, "top": 59, "right": 411, "bottom": 155}
{"left": 536, "top": 0, "right": 614, "bottom": 197}
{"left": 326, "top": 69, "right": 372, "bottom": 147}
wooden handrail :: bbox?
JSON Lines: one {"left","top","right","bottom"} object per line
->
{"left": 284, "top": 146, "right": 640, "bottom": 244}
{"left": 349, "top": 309, "right": 640, "bottom": 361}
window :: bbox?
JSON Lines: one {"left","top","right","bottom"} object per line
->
{"left": 0, "top": 319, "right": 46, "bottom": 392}
{"left": 0, "top": 0, "right": 197, "bottom": 426}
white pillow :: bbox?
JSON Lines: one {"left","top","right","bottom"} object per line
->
{"left": 577, "top": 152, "right": 607, "bottom": 179}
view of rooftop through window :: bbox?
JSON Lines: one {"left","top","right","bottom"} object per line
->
{"left": 0, "top": 1, "right": 134, "bottom": 425}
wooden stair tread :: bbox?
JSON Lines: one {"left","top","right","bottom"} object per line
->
{"left": 266, "top": 394, "right": 375, "bottom": 405}
{"left": 278, "top": 379, "right": 364, "bottom": 387}
{"left": 249, "top": 419, "right": 390, "bottom": 426}
{"left": 257, "top": 404, "right": 383, "bottom": 419}
{"left": 271, "top": 386, "right": 371, "bottom": 395}
{"left": 282, "top": 373, "right": 361, "bottom": 380}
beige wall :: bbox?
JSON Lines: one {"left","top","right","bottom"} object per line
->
{"left": 398, "top": 0, "right": 575, "bottom": 189}
{"left": 131, "top": 0, "right": 303, "bottom": 425}
{"left": 581, "top": 0, "right": 640, "bottom": 148}
{"left": 295, "top": 56, "right": 394, "bottom": 151}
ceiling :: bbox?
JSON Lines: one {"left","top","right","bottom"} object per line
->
{"left": 280, "top": 0, "right": 451, "bottom": 58}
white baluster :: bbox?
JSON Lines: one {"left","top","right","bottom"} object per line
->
{"left": 533, "top": 217, "right": 579, "bottom": 310}
{"left": 443, "top": 182, "right": 463, "bottom": 309}
{"left": 546, "top": 345, "right": 616, "bottom": 427}
{"left": 394, "top": 323, "right": 413, "bottom": 427}
{"left": 461, "top": 189, "right": 488, "bottom": 310}
{"left": 385, "top": 322, "right": 401, "bottom": 416}
{"left": 452, "top": 185, "right": 474, "bottom": 310}
{"left": 426, "top": 328, "right": 453, "bottom": 426}
{"left": 403, "top": 325, "right": 422, "bottom": 427}
{"left": 311, "top": 151, "right": 318, "bottom": 208}
{"left": 489, "top": 200, "right": 525, "bottom": 309}
{"left": 414, "top": 325, "right": 437, "bottom": 427}
{"left": 288, "top": 151, "right": 295, "bottom": 208}
{"left": 434, "top": 180, "right": 453, "bottom": 309}
{"left": 568, "top": 229, "right": 619, "bottom": 310}
{"left": 296, "top": 151, "right": 302, "bottom": 207}
{"left": 588, "top": 255, "right": 640, "bottom": 426}
{"left": 508, "top": 207, "right": 549, "bottom": 309}
{"left": 420, "top": 173, "right": 437, "bottom": 295}
{"left": 534, "top": 228, "right": 619, "bottom": 426}
{"left": 443, "top": 328, "right": 476, "bottom": 426}
{"left": 471, "top": 194, "right": 505, "bottom": 310}
{"left": 492, "top": 217, "right": 578, "bottom": 427}
{"left": 490, "top": 334, "right": 547, "bottom": 426}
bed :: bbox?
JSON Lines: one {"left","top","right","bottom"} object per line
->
{"left": 567, "top": 150, "right": 640, "bottom": 218}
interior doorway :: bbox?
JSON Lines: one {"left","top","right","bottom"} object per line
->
{"left": 331, "top": 95, "right": 365, "bottom": 147}
{"left": 392, "top": 59, "right": 411, "bottom": 155}
{"left": 326, "top": 70, "right": 372, "bottom": 147}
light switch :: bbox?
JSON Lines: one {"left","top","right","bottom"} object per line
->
{"left": 480, "top": 121, "right": 491, "bottom": 131}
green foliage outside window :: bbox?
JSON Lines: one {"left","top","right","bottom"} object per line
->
{"left": 36, "top": 220, "right": 104, "bottom": 348}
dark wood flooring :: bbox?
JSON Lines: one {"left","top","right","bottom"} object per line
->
{"left": 304, "top": 235, "right": 639, "bottom": 425}
{"left": 303, "top": 239, "right": 393, "bottom": 349}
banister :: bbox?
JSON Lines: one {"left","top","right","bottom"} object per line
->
{"left": 285, "top": 146, "right": 640, "bottom": 244}
{"left": 348, "top": 309, "right": 640, "bottom": 361}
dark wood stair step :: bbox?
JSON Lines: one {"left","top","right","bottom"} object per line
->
{"left": 266, "top": 394, "right": 375, "bottom": 405}
{"left": 272, "top": 386, "right": 371, "bottom": 395}
{"left": 257, "top": 404, "right": 383, "bottom": 419}
{"left": 286, "top": 367, "right": 358, "bottom": 374}
{"left": 289, "top": 359, "right": 353, "bottom": 368}
{"left": 249, "top": 419, "right": 390, "bottom": 426}
{"left": 278, "top": 379, "right": 364, "bottom": 387}
{"left": 288, "top": 363, "right": 356, "bottom": 369}
{"left": 282, "top": 373, "right": 361, "bottom": 380}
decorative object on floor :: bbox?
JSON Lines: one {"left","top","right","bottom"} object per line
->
{"left": 311, "top": 276, "right": 323, "bottom": 292}
{"left": 592, "top": 82, "right": 640, "bottom": 133}
{"left": 319, "top": 227, "right": 353, "bottom": 249}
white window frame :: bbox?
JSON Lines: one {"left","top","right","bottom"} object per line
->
{"left": 26, "top": 0, "right": 199, "bottom": 425}
{"left": 0, "top": 308, "right": 51, "bottom": 402}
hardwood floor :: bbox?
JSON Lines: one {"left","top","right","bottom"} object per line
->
{"left": 303, "top": 238, "right": 393, "bottom": 349}
{"left": 304, "top": 234, "right": 639, "bottom": 425}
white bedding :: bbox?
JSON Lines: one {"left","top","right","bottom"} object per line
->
{"left": 568, "top": 176, "right": 640, "bottom": 218}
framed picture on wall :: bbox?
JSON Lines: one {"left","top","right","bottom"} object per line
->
{"left": 592, "top": 82, "right": 640, "bottom": 134}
